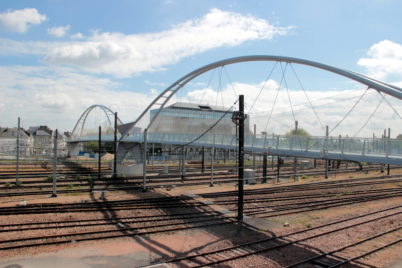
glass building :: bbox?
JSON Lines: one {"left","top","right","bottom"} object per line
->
{"left": 149, "top": 102, "right": 250, "bottom": 135}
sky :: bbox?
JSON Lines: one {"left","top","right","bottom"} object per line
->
{"left": 0, "top": 0, "right": 402, "bottom": 137}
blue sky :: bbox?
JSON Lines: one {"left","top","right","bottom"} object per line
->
{"left": 0, "top": 0, "right": 401, "bottom": 136}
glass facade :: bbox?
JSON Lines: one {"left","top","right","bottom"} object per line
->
{"left": 149, "top": 102, "right": 250, "bottom": 135}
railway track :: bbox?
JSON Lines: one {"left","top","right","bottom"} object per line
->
{"left": 1, "top": 166, "right": 399, "bottom": 198}
{"left": 161, "top": 205, "right": 402, "bottom": 267}
{"left": 1, "top": 183, "right": 401, "bottom": 216}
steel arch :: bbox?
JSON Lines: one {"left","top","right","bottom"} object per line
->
{"left": 71, "top": 104, "right": 123, "bottom": 137}
{"left": 120, "top": 55, "right": 402, "bottom": 140}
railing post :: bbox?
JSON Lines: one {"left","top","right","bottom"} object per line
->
{"left": 362, "top": 139, "right": 366, "bottom": 156}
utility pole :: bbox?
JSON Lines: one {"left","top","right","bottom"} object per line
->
{"left": 387, "top": 128, "right": 391, "bottom": 175}
{"left": 201, "top": 146, "right": 205, "bottom": 174}
{"left": 232, "top": 95, "right": 246, "bottom": 231}
{"left": 293, "top": 121, "right": 298, "bottom": 182}
{"left": 252, "top": 124, "right": 256, "bottom": 170}
{"left": 51, "top": 129, "right": 58, "bottom": 197}
{"left": 262, "top": 152, "right": 267, "bottom": 183}
{"left": 143, "top": 128, "right": 148, "bottom": 191}
{"left": 97, "top": 126, "right": 101, "bottom": 189}
{"left": 325, "top": 125, "right": 329, "bottom": 179}
{"left": 16, "top": 117, "right": 20, "bottom": 184}
{"left": 113, "top": 112, "right": 118, "bottom": 178}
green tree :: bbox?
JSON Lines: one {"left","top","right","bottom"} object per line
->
{"left": 84, "top": 141, "right": 98, "bottom": 153}
{"left": 285, "top": 128, "right": 311, "bottom": 137}
{"left": 397, "top": 134, "right": 402, "bottom": 140}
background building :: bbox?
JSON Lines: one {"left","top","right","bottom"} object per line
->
{"left": 149, "top": 102, "right": 250, "bottom": 135}
{"left": 0, "top": 127, "right": 33, "bottom": 157}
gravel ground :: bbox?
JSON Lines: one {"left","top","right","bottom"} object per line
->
{"left": 0, "top": 171, "right": 401, "bottom": 267}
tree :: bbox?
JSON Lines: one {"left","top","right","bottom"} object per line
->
{"left": 285, "top": 128, "right": 311, "bottom": 137}
{"left": 397, "top": 134, "right": 402, "bottom": 140}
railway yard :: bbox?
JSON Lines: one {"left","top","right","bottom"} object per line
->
{"left": 0, "top": 158, "right": 401, "bottom": 268}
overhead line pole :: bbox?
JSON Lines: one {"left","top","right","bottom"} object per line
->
{"left": 16, "top": 117, "right": 20, "bottom": 184}
{"left": 237, "top": 95, "right": 245, "bottom": 231}
{"left": 51, "top": 129, "right": 58, "bottom": 197}
{"left": 113, "top": 112, "right": 118, "bottom": 178}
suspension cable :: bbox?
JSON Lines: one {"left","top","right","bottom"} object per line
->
{"left": 263, "top": 62, "right": 287, "bottom": 133}
{"left": 379, "top": 91, "right": 402, "bottom": 121}
{"left": 223, "top": 65, "right": 239, "bottom": 98}
{"left": 281, "top": 63, "right": 297, "bottom": 123}
{"left": 173, "top": 99, "right": 239, "bottom": 150}
{"left": 247, "top": 61, "right": 278, "bottom": 114}
{"left": 290, "top": 64, "right": 325, "bottom": 131}
{"left": 353, "top": 90, "right": 385, "bottom": 137}
{"left": 200, "top": 68, "right": 217, "bottom": 104}
{"left": 330, "top": 87, "right": 370, "bottom": 135}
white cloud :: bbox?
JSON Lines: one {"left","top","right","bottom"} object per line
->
{"left": 70, "top": 32, "right": 84, "bottom": 39}
{"left": 48, "top": 25, "right": 70, "bottom": 37}
{"left": 0, "top": 66, "right": 154, "bottom": 131}
{"left": 0, "top": 8, "right": 46, "bottom": 33}
{"left": 44, "top": 8, "right": 291, "bottom": 77}
{"left": 179, "top": 79, "right": 402, "bottom": 137}
{"left": 358, "top": 40, "right": 402, "bottom": 80}
{"left": 0, "top": 66, "right": 400, "bottom": 137}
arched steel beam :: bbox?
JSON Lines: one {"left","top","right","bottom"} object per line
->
{"left": 71, "top": 104, "right": 123, "bottom": 137}
{"left": 120, "top": 55, "right": 402, "bottom": 140}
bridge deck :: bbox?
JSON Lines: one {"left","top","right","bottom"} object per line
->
{"left": 69, "top": 133, "right": 402, "bottom": 166}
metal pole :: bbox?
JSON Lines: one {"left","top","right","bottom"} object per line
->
{"left": 181, "top": 146, "right": 185, "bottom": 182}
{"left": 210, "top": 148, "right": 215, "bottom": 187}
{"left": 16, "top": 117, "right": 20, "bottom": 184}
{"left": 263, "top": 152, "right": 267, "bottom": 183}
{"left": 152, "top": 143, "right": 155, "bottom": 170}
{"left": 143, "top": 128, "right": 148, "bottom": 191}
{"left": 252, "top": 124, "right": 256, "bottom": 170}
{"left": 325, "top": 125, "right": 329, "bottom": 179}
{"left": 51, "top": 129, "right": 58, "bottom": 197}
{"left": 98, "top": 126, "right": 101, "bottom": 185}
{"left": 238, "top": 95, "right": 245, "bottom": 230}
{"left": 201, "top": 146, "right": 205, "bottom": 174}
{"left": 113, "top": 112, "right": 117, "bottom": 178}
{"left": 293, "top": 121, "right": 298, "bottom": 182}
{"left": 277, "top": 156, "right": 280, "bottom": 183}
{"left": 387, "top": 128, "right": 391, "bottom": 175}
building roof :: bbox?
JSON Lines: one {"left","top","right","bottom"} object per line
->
{"left": 35, "top": 130, "right": 51, "bottom": 136}
{"left": 0, "top": 127, "right": 30, "bottom": 138}
{"left": 166, "top": 102, "right": 231, "bottom": 112}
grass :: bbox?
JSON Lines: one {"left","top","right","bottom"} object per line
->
{"left": 44, "top": 176, "right": 53, "bottom": 182}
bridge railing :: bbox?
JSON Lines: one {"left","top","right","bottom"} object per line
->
{"left": 69, "top": 133, "right": 402, "bottom": 159}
